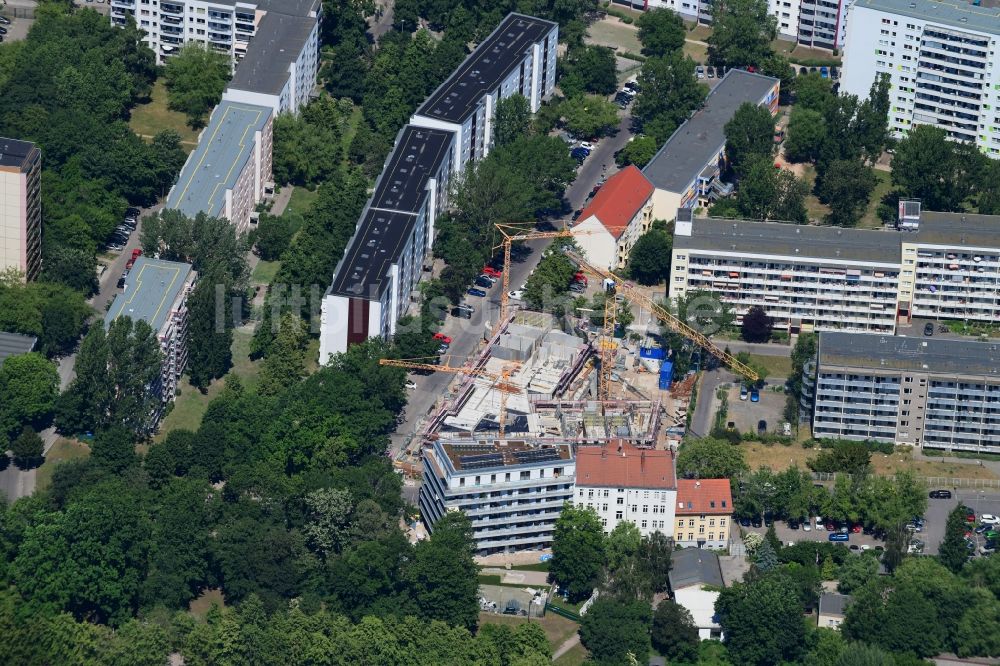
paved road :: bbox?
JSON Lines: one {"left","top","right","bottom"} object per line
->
{"left": 689, "top": 368, "right": 735, "bottom": 437}
{"left": 369, "top": 0, "right": 394, "bottom": 41}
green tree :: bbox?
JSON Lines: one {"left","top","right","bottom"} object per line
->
{"left": 615, "top": 134, "right": 660, "bottom": 168}
{"left": 560, "top": 45, "right": 618, "bottom": 96}
{"left": 10, "top": 426, "right": 44, "bottom": 466}
{"left": 716, "top": 575, "right": 807, "bottom": 666}
{"left": 724, "top": 102, "right": 775, "bottom": 177}
{"left": 677, "top": 437, "right": 748, "bottom": 479}
{"left": 550, "top": 504, "right": 606, "bottom": 602}
{"left": 258, "top": 314, "right": 308, "bottom": 395}
{"left": 628, "top": 225, "right": 672, "bottom": 285}
{"left": 163, "top": 43, "right": 231, "bottom": 128}
{"left": 783, "top": 108, "right": 826, "bottom": 163}
{"left": 90, "top": 425, "right": 139, "bottom": 474}
{"left": 707, "top": 0, "right": 777, "bottom": 69}
{"left": 891, "top": 124, "right": 983, "bottom": 211}
{"left": 493, "top": 93, "right": 531, "bottom": 148}
{"left": 0, "top": 352, "right": 59, "bottom": 437}
{"left": 940, "top": 504, "right": 973, "bottom": 574}
{"left": 794, "top": 72, "right": 834, "bottom": 112}
{"left": 407, "top": 512, "right": 479, "bottom": 630}
{"left": 580, "top": 597, "right": 653, "bottom": 665}
{"left": 607, "top": 521, "right": 642, "bottom": 573}
{"left": 303, "top": 487, "right": 354, "bottom": 558}
{"left": 637, "top": 8, "right": 686, "bottom": 57}
{"left": 737, "top": 157, "right": 809, "bottom": 222}
{"left": 837, "top": 554, "right": 879, "bottom": 594}
{"left": 740, "top": 304, "right": 773, "bottom": 343}
{"left": 560, "top": 94, "right": 620, "bottom": 138}
{"left": 186, "top": 268, "right": 235, "bottom": 390}
{"left": 652, "top": 600, "right": 700, "bottom": 663}
{"left": 816, "top": 160, "right": 876, "bottom": 227}
{"left": 253, "top": 212, "right": 297, "bottom": 261}
{"left": 271, "top": 98, "right": 345, "bottom": 187}
{"left": 634, "top": 52, "right": 707, "bottom": 143}
{"left": 524, "top": 249, "right": 578, "bottom": 316}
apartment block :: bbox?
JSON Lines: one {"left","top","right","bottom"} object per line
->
{"left": 669, "top": 208, "right": 1000, "bottom": 334}
{"left": 319, "top": 13, "right": 557, "bottom": 361}
{"left": 104, "top": 257, "right": 195, "bottom": 428}
{"left": 615, "top": 0, "right": 807, "bottom": 44}
{"left": 796, "top": 0, "right": 852, "bottom": 49}
{"left": 410, "top": 13, "right": 558, "bottom": 172}
{"left": 419, "top": 440, "right": 575, "bottom": 555}
{"left": 573, "top": 165, "right": 655, "bottom": 271}
{"left": 573, "top": 443, "right": 678, "bottom": 538}
{"left": 812, "top": 332, "right": 1000, "bottom": 452}
{"left": 644, "top": 70, "right": 779, "bottom": 222}
{"left": 165, "top": 101, "right": 273, "bottom": 232}
{"left": 675, "top": 479, "right": 732, "bottom": 549}
{"left": 841, "top": 0, "right": 1000, "bottom": 157}
{"left": 0, "top": 138, "right": 41, "bottom": 281}
{"left": 318, "top": 125, "right": 453, "bottom": 363}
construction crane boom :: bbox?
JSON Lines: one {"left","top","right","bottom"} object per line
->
{"left": 563, "top": 251, "right": 759, "bottom": 383}
{"left": 379, "top": 357, "right": 521, "bottom": 436}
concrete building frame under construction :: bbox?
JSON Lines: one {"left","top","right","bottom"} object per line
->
{"left": 417, "top": 312, "right": 668, "bottom": 554}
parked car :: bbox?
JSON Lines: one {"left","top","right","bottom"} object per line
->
{"left": 452, "top": 305, "right": 474, "bottom": 319}
{"left": 820, "top": 66, "right": 830, "bottom": 78}
{"left": 125, "top": 258, "right": 136, "bottom": 271}
{"left": 125, "top": 207, "right": 140, "bottom": 220}
{"left": 706, "top": 65, "right": 716, "bottom": 78}
{"left": 787, "top": 519, "right": 800, "bottom": 530}
{"left": 739, "top": 516, "right": 751, "bottom": 527}
{"left": 474, "top": 276, "right": 494, "bottom": 289}
{"left": 433, "top": 332, "right": 452, "bottom": 344}
{"left": 572, "top": 208, "right": 583, "bottom": 220}
{"left": 571, "top": 147, "right": 589, "bottom": 162}
{"left": 569, "top": 283, "right": 586, "bottom": 294}
{"left": 578, "top": 141, "right": 595, "bottom": 151}
{"left": 624, "top": 80, "right": 640, "bottom": 92}
{"left": 508, "top": 290, "right": 524, "bottom": 299}
{"left": 829, "top": 533, "right": 849, "bottom": 542}
{"left": 825, "top": 522, "right": 836, "bottom": 531}
{"left": 405, "top": 380, "right": 417, "bottom": 390}
{"left": 802, "top": 523, "right": 812, "bottom": 532}
{"left": 131, "top": 248, "right": 143, "bottom": 260}
{"left": 483, "top": 266, "right": 502, "bottom": 278}
{"left": 929, "top": 489, "right": 952, "bottom": 499}
{"left": 0, "top": 26, "right": 7, "bottom": 35}
{"left": 924, "top": 322, "right": 934, "bottom": 336}
{"left": 740, "top": 386, "right": 749, "bottom": 400}
{"left": 696, "top": 65, "right": 705, "bottom": 79}
{"left": 850, "top": 524, "right": 863, "bottom": 533}
{"left": 750, "top": 389, "right": 760, "bottom": 402}
{"left": 116, "top": 274, "right": 127, "bottom": 289}
{"left": 982, "top": 514, "right": 1000, "bottom": 526}
{"left": 0, "top": 16, "right": 11, "bottom": 25}
{"left": 751, "top": 517, "right": 762, "bottom": 528}
{"left": 467, "top": 287, "right": 487, "bottom": 297}
{"left": 757, "top": 419, "right": 767, "bottom": 435}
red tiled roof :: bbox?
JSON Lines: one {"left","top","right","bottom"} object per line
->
{"left": 575, "top": 443, "right": 676, "bottom": 489}
{"left": 676, "top": 479, "right": 732, "bottom": 515}
{"left": 575, "top": 165, "right": 653, "bottom": 240}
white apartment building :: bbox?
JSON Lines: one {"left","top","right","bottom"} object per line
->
{"left": 419, "top": 440, "right": 575, "bottom": 555}
{"left": 644, "top": 70, "right": 779, "bottom": 222}
{"left": 104, "top": 257, "right": 195, "bottom": 429}
{"left": 410, "top": 13, "right": 558, "bottom": 172}
{"left": 669, "top": 207, "right": 1000, "bottom": 334}
{"left": 318, "top": 125, "right": 452, "bottom": 362}
{"left": 842, "top": 0, "right": 1000, "bottom": 157}
{"left": 0, "top": 137, "right": 41, "bottom": 281}
{"left": 573, "top": 165, "right": 655, "bottom": 271}
{"left": 796, "top": 0, "right": 853, "bottom": 50}
{"left": 573, "top": 444, "right": 678, "bottom": 538}
{"left": 812, "top": 332, "right": 1000, "bottom": 452}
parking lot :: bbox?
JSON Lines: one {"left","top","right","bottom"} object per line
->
{"left": 737, "top": 518, "right": 886, "bottom": 551}
{"left": 923, "top": 488, "right": 1000, "bottom": 556}
{"left": 725, "top": 385, "right": 788, "bottom": 436}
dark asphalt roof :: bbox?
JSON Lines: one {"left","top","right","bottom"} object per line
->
{"left": 0, "top": 332, "right": 37, "bottom": 367}
{"left": 914, "top": 211, "right": 1000, "bottom": 249}
{"left": 228, "top": 11, "right": 316, "bottom": 96}
{"left": 370, "top": 125, "right": 452, "bottom": 214}
{"left": 329, "top": 209, "right": 418, "bottom": 299}
{"left": 643, "top": 69, "right": 779, "bottom": 194}
{"left": 819, "top": 592, "right": 851, "bottom": 618}
{"left": 668, "top": 548, "right": 725, "bottom": 590}
{"left": 0, "top": 137, "right": 36, "bottom": 169}
{"left": 213, "top": 0, "right": 319, "bottom": 15}
{"left": 819, "top": 332, "right": 1000, "bottom": 377}
{"left": 416, "top": 13, "right": 556, "bottom": 123}
{"left": 673, "top": 217, "right": 902, "bottom": 264}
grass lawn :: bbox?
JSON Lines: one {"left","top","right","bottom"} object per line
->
{"left": 586, "top": 17, "right": 642, "bottom": 54}
{"left": 683, "top": 40, "right": 708, "bottom": 63}
{"left": 746, "top": 353, "right": 792, "bottom": 378}
{"left": 231, "top": 328, "right": 262, "bottom": 385}
{"left": 685, "top": 22, "right": 713, "bottom": 42}
{"left": 129, "top": 79, "right": 201, "bottom": 148}
{"left": 251, "top": 260, "right": 281, "bottom": 286}
{"left": 284, "top": 185, "right": 320, "bottom": 218}
{"left": 547, "top": 595, "right": 586, "bottom": 616}
{"left": 553, "top": 643, "right": 589, "bottom": 666}
{"left": 771, "top": 39, "right": 841, "bottom": 64}
{"left": 740, "top": 441, "right": 1000, "bottom": 480}
{"left": 35, "top": 438, "right": 90, "bottom": 492}
{"left": 155, "top": 377, "right": 223, "bottom": 442}
{"left": 795, "top": 163, "right": 831, "bottom": 222}
{"left": 512, "top": 561, "right": 550, "bottom": 572}
{"left": 189, "top": 588, "right": 226, "bottom": 617}
{"left": 479, "top": 612, "right": 579, "bottom": 653}
{"left": 859, "top": 169, "right": 892, "bottom": 229}
{"left": 341, "top": 104, "right": 364, "bottom": 161}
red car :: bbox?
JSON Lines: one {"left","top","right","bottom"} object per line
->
{"left": 125, "top": 259, "right": 135, "bottom": 271}
{"left": 825, "top": 522, "right": 836, "bottom": 532}
{"left": 131, "top": 248, "right": 143, "bottom": 260}
{"left": 573, "top": 271, "right": 588, "bottom": 286}
{"left": 432, "top": 332, "right": 452, "bottom": 344}
{"left": 850, "top": 524, "right": 863, "bottom": 533}
{"left": 482, "top": 266, "right": 502, "bottom": 277}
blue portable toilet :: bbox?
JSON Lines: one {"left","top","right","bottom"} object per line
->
{"left": 659, "top": 360, "right": 674, "bottom": 391}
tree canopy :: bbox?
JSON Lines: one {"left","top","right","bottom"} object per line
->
{"left": 550, "top": 504, "right": 606, "bottom": 602}
{"left": 163, "top": 43, "right": 231, "bottom": 128}
{"left": 677, "top": 437, "right": 749, "bottom": 479}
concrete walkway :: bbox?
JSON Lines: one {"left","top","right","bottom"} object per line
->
{"left": 551, "top": 633, "right": 581, "bottom": 661}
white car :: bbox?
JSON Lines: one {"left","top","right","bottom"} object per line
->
{"left": 405, "top": 380, "right": 417, "bottom": 390}
{"left": 578, "top": 141, "right": 595, "bottom": 151}
{"left": 982, "top": 514, "right": 1000, "bottom": 526}
{"left": 802, "top": 524, "right": 811, "bottom": 532}
{"left": 508, "top": 290, "right": 524, "bottom": 299}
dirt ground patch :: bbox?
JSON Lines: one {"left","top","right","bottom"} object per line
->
{"left": 479, "top": 612, "right": 579, "bottom": 651}
{"left": 740, "top": 442, "right": 999, "bottom": 481}
{"left": 587, "top": 16, "right": 642, "bottom": 54}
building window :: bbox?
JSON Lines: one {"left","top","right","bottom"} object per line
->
{"left": 578, "top": 489, "right": 584, "bottom": 497}
{"left": 688, "top": 533, "right": 694, "bottom": 540}
{"left": 603, "top": 489, "right": 609, "bottom": 497}
{"left": 602, "top": 518, "right": 607, "bottom": 527}
{"left": 616, "top": 511, "right": 623, "bottom": 520}
{"left": 617, "top": 497, "right": 624, "bottom": 505}
{"left": 602, "top": 504, "right": 608, "bottom": 512}
{"left": 708, "top": 533, "right": 714, "bottom": 540}
{"left": 520, "top": 471, "right": 530, "bottom": 480}
{"left": 588, "top": 489, "right": 594, "bottom": 498}
{"left": 699, "top": 525, "right": 705, "bottom": 534}
{"left": 631, "top": 505, "right": 637, "bottom": 513}
{"left": 720, "top": 518, "right": 727, "bottom": 527}
{"left": 641, "top": 520, "right": 648, "bottom": 528}
{"left": 709, "top": 518, "right": 716, "bottom": 527}
{"left": 688, "top": 519, "right": 695, "bottom": 527}
{"left": 642, "top": 505, "right": 648, "bottom": 513}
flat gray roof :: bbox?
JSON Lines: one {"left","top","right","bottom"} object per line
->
{"left": 0, "top": 332, "right": 37, "bottom": 367}
{"left": 674, "top": 217, "right": 902, "bottom": 263}
{"left": 854, "top": 0, "right": 1000, "bottom": 35}
{"left": 228, "top": 11, "right": 316, "bottom": 96}
{"left": 0, "top": 137, "right": 36, "bottom": 169}
{"left": 643, "top": 69, "right": 779, "bottom": 194}
{"left": 105, "top": 257, "right": 193, "bottom": 334}
{"left": 166, "top": 101, "right": 271, "bottom": 219}
{"left": 819, "top": 332, "right": 1000, "bottom": 377}
{"left": 198, "top": 0, "right": 319, "bottom": 15}
{"left": 915, "top": 211, "right": 1000, "bottom": 248}
{"left": 416, "top": 13, "right": 556, "bottom": 123}
{"left": 669, "top": 548, "right": 725, "bottom": 590}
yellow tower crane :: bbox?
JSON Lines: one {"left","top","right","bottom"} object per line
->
{"left": 379, "top": 357, "right": 522, "bottom": 437}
